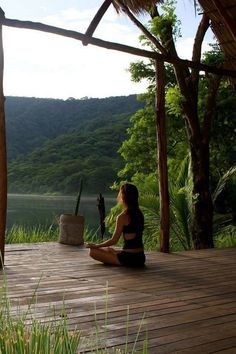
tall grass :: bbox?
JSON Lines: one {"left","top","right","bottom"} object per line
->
{"left": 6, "top": 222, "right": 236, "bottom": 252}
{"left": 6, "top": 225, "right": 58, "bottom": 244}
{"left": 6, "top": 225, "right": 103, "bottom": 245}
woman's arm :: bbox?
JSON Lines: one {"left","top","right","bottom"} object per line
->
{"left": 86, "top": 214, "right": 124, "bottom": 249}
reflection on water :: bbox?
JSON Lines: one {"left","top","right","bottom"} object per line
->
{"left": 7, "top": 194, "right": 116, "bottom": 232}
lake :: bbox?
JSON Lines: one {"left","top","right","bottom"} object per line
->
{"left": 7, "top": 194, "right": 116, "bottom": 232}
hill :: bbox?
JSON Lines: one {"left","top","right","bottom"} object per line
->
{"left": 6, "top": 95, "right": 143, "bottom": 194}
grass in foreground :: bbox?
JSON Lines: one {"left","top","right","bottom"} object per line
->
{"left": 0, "top": 279, "right": 81, "bottom": 354}
{"left": 0, "top": 276, "right": 147, "bottom": 354}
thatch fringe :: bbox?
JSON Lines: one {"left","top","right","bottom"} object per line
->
{"left": 112, "top": 0, "right": 163, "bottom": 14}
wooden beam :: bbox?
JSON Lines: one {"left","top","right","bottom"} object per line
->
{"left": 1, "top": 17, "right": 236, "bottom": 78}
{"left": 0, "top": 8, "right": 7, "bottom": 267}
{"left": 155, "top": 60, "right": 169, "bottom": 253}
{"left": 82, "top": 0, "right": 112, "bottom": 46}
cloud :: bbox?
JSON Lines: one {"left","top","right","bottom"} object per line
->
{"left": 176, "top": 37, "right": 211, "bottom": 60}
{"left": 2, "top": 7, "right": 147, "bottom": 99}
{"left": 40, "top": 6, "right": 141, "bottom": 46}
{"left": 2, "top": 5, "right": 213, "bottom": 99}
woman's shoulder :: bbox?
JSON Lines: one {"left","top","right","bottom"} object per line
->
{"left": 117, "top": 211, "right": 129, "bottom": 223}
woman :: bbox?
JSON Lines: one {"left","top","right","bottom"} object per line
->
{"left": 86, "top": 183, "right": 145, "bottom": 267}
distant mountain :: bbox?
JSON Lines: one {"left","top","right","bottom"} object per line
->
{"left": 6, "top": 95, "right": 144, "bottom": 194}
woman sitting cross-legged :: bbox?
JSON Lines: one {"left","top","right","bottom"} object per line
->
{"left": 85, "top": 183, "right": 145, "bottom": 267}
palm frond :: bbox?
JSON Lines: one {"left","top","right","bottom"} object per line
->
{"left": 168, "top": 154, "right": 193, "bottom": 249}
{"left": 213, "top": 213, "right": 234, "bottom": 236}
{"left": 169, "top": 186, "right": 192, "bottom": 249}
{"left": 212, "top": 165, "right": 236, "bottom": 204}
{"left": 176, "top": 153, "right": 191, "bottom": 188}
{"left": 214, "top": 224, "right": 236, "bottom": 248}
{"left": 140, "top": 192, "right": 159, "bottom": 213}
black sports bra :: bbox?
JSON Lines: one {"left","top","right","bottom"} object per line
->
{"left": 123, "top": 224, "right": 137, "bottom": 234}
{"left": 123, "top": 224, "right": 144, "bottom": 249}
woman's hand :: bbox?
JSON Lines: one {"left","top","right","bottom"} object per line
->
{"left": 85, "top": 243, "right": 99, "bottom": 249}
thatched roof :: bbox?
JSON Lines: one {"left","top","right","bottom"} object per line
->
{"left": 198, "top": 0, "right": 236, "bottom": 85}
{"left": 112, "top": 0, "right": 162, "bottom": 14}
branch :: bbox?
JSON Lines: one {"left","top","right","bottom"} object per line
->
{"left": 148, "top": 5, "right": 198, "bottom": 129}
{"left": 117, "top": 0, "right": 168, "bottom": 55}
{"left": 191, "top": 13, "right": 210, "bottom": 94}
{"left": 82, "top": 0, "right": 112, "bottom": 46}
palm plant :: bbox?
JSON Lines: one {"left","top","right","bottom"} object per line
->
{"left": 137, "top": 155, "right": 193, "bottom": 251}
{"left": 138, "top": 175, "right": 160, "bottom": 250}
{"left": 168, "top": 154, "right": 193, "bottom": 250}
{"left": 212, "top": 165, "right": 236, "bottom": 238}
{"left": 138, "top": 159, "right": 236, "bottom": 251}
{"left": 106, "top": 160, "right": 236, "bottom": 251}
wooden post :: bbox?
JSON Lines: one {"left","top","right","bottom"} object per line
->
{"left": 155, "top": 60, "right": 170, "bottom": 253}
{"left": 0, "top": 8, "right": 7, "bottom": 267}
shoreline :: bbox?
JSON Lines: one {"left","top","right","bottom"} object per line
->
{"left": 7, "top": 193, "right": 116, "bottom": 201}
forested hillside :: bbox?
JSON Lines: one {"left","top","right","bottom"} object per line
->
{"left": 6, "top": 95, "right": 144, "bottom": 194}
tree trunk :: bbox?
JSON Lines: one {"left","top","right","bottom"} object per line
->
{"left": 0, "top": 10, "right": 7, "bottom": 267}
{"left": 155, "top": 60, "right": 170, "bottom": 253}
{"left": 190, "top": 139, "right": 214, "bottom": 249}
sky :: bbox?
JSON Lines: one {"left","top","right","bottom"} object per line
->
{"left": 0, "top": 0, "right": 214, "bottom": 99}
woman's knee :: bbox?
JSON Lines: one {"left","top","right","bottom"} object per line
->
{"left": 89, "top": 248, "right": 98, "bottom": 259}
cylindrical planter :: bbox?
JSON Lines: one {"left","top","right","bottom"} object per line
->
{"left": 59, "top": 214, "right": 84, "bottom": 246}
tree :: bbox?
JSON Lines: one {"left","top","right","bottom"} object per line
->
{"left": 149, "top": 2, "right": 218, "bottom": 249}
{"left": 122, "top": 0, "right": 235, "bottom": 249}
{"left": 118, "top": 95, "right": 157, "bottom": 178}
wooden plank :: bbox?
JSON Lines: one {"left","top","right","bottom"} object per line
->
{"left": 215, "top": 348, "right": 236, "bottom": 354}
{"left": 1, "top": 243, "right": 236, "bottom": 352}
{"left": 173, "top": 336, "right": 236, "bottom": 354}
{"left": 107, "top": 321, "right": 236, "bottom": 353}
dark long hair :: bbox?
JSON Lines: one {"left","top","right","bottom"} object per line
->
{"left": 118, "top": 183, "right": 144, "bottom": 230}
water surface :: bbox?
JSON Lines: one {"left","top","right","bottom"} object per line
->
{"left": 7, "top": 194, "right": 116, "bottom": 232}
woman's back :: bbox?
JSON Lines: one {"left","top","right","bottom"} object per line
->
{"left": 122, "top": 209, "right": 144, "bottom": 249}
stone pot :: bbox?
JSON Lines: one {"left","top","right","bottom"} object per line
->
{"left": 59, "top": 214, "right": 84, "bottom": 245}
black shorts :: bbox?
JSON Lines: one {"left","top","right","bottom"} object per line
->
{"left": 117, "top": 251, "right": 146, "bottom": 267}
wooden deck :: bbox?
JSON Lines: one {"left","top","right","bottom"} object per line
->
{"left": 1, "top": 243, "right": 236, "bottom": 353}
